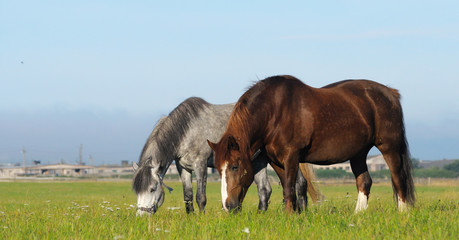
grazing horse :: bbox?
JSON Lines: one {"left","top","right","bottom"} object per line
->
{"left": 133, "top": 97, "right": 320, "bottom": 215}
{"left": 208, "top": 75, "right": 415, "bottom": 213}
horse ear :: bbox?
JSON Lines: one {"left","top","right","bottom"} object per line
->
{"left": 207, "top": 140, "right": 217, "bottom": 151}
{"left": 227, "top": 135, "right": 240, "bottom": 151}
{"left": 132, "top": 162, "right": 139, "bottom": 171}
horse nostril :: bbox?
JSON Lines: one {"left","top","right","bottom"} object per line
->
{"left": 228, "top": 205, "right": 241, "bottom": 213}
{"left": 231, "top": 165, "right": 239, "bottom": 171}
{"left": 226, "top": 199, "right": 241, "bottom": 212}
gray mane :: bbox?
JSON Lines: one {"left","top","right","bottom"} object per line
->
{"left": 139, "top": 97, "right": 210, "bottom": 167}
{"left": 133, "top": 97, "right": 210, "bottom": 193}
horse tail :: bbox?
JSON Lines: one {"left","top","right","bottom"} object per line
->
{"left": 299, "top": 163, "right": 323, "bottom": 203}
{"left": 397, "top": 119, "right": 416, "bottom": 206}
{"left": 389, "top": 87, "right": 415, "bottom": 206}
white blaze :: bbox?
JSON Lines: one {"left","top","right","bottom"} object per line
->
{"left": 221, "top": 163, "right": 228, "bottom": 212}
{"left": 355, "top": 191, "right": 368, "bottom": 213}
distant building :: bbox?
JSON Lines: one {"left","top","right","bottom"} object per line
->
{"left": 28, "top": 164, "right": 95, "bottom": 176}
{"left": 0, "top": 162, "right": 214, "bottom": 178}
{"left": 95, "top": 165, "right": 133, "bottom": 177}
{"left": 0, "top": 164, "right": 94, "bottom": 177}
{"left": 0, "top": 164, "right": 132, "bottom": 178}
{"left": 0, "top": 166, "right": 25, "bottom": 178}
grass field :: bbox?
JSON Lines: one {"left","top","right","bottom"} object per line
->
{"left": 0, "top": 180, "right": 458, "bottom": 239}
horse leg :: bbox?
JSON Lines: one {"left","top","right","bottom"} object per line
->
{"left": 281, "top": 151, "right": 300, "bottom": 213}
{"left": 379, "top": 150, "right": 412, "bottom": 211}
{"left": 295, "top": 169, "right": 308, "bottom": 213}
{"left": 350, "top": 153, "right": 372, "bottom": 213}
{"left": 270, "top": 163, "right": 286, "bottom": 199}
{"left": 269, "top": 156, "right": 299, "bottom": 213}
{"left": 252, "top": 154, "right": 272, "bottom": 212}
{"left": 194, "top": 160, "right": 208, "bottom": 212}
{"left": 176, "top": 163, "right": 194, "bottom": 213}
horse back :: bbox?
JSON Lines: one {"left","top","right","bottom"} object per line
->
{"left": 303, "top": 80, "right": 403, "bottom": 163}
{"left": 253, "top": 77, "right": 402, "bottom": 165}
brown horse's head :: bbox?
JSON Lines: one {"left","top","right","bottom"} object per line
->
{"left": 208, "top": 135, "right": 254, "bottom": 212}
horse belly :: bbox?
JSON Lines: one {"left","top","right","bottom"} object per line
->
{"left": 304, "top": 131, "right": 371, "bottom": 165}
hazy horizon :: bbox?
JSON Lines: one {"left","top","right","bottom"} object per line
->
{"left": 1, "top": 97, "right": 457, "bottom": 166}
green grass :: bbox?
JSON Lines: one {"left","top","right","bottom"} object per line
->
{"left": 0, "top": 181, "right": 458, "bottom": 239}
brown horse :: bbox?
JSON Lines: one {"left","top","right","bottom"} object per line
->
{"left": 208, "top": 75, "right": 414, "bottom": 213}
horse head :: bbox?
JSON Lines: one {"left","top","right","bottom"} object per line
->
{"left": 132, "top": 162, "right": 166, "bottom": 216}
{"left": 208, "top": 135, "right": 254, "bottom": 213}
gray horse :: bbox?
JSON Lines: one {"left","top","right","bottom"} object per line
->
{"left": 133, "top": 97, "right": 320, "bottom": 215}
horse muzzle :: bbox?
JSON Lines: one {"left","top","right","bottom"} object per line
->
{"left": 136, "top": 205, "right": 157, "bottom": 216}
{"left": 224, "top": 199, "right": 242, "bottom": 213}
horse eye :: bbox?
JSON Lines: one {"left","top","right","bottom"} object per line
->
{"left": 150, "top": 186, "right": 157, "bottom": 193}
{"left": 231, "top": 165, "right": 239, "bottom": 171}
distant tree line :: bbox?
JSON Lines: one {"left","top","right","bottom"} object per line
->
{"left": 413, "top": 159, "right": 459, "bottom": 178}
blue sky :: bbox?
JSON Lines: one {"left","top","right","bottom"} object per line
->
{"left": 1, "top": 1, "right": 458, "bottom": 165}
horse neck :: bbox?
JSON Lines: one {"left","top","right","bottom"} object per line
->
{"left": 140, "top": 132, "right": 177, "bottom": 177}
{"left": 226, "top": 104, "right": 264, "bottom": 155}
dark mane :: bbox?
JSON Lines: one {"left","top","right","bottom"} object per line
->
{"left": 139, "top": 97, "right": 210, "bottom": 166}
{"left": 225, "top": 75, "right": 300, "bottom": 147}
{"left": 224, "top": 80, "right": 266, "bottom": 147}
{"left": 242, "top": 75, "right": 299, "bottom": 104}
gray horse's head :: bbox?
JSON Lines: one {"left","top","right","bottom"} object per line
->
{"left": 132, "top": 162, "right": 165, "bottom": 216}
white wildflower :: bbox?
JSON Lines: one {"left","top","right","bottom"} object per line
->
{"left": 242, "top": 228, "right": 250, "bottom": 234}
{"left": 113, "top": 235, "right": 124, "bottom": 240}
{"left": 167, "top": 207, "right": 181, "bottom": 210}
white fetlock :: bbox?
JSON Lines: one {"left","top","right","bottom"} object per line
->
{"left": 355, "top": 191, "right": 368, "bottom": 213}
{"left": 398, "top": 196, "right": 407, "bottom": 212}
